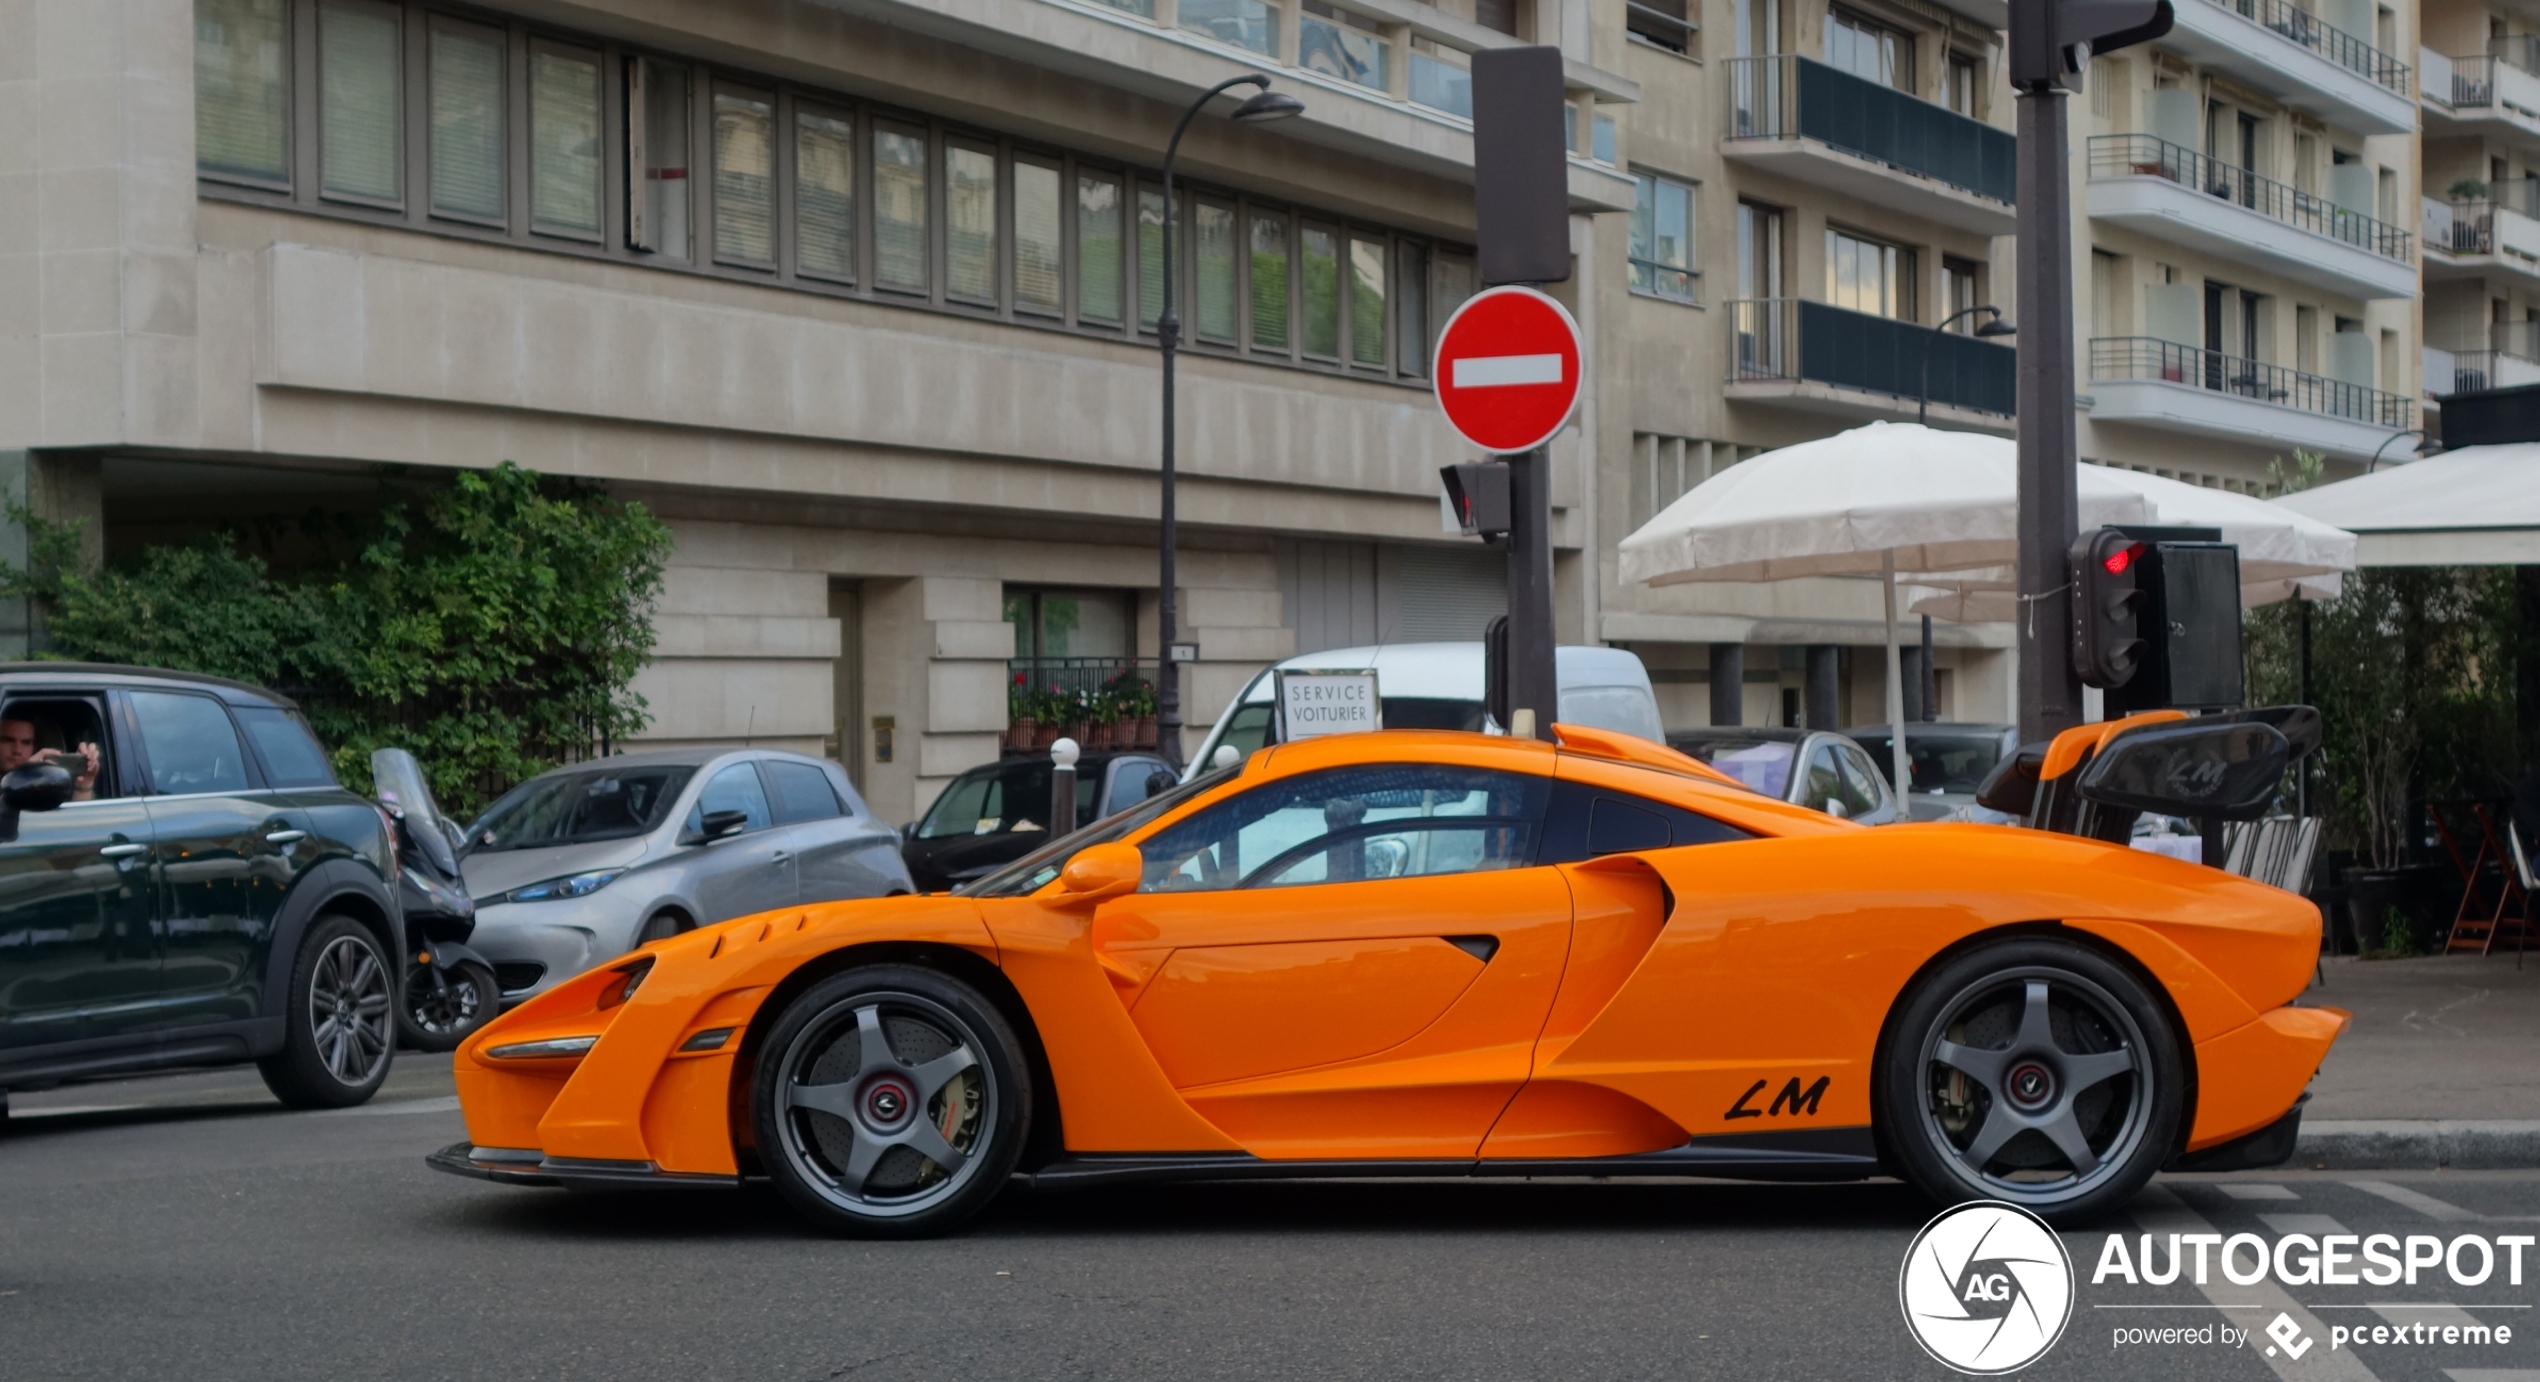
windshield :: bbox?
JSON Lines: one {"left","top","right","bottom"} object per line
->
{"left": 466, "top": 765, "right": 696, "bottom": 852}
{"left": 918, "top": 759, "right": 1103, "bottom": 839}
{"left": 959, "top": 766, "right": 1237, "bottom": 898}
{"left": 1684, "top": 740, "right": 1795, "bottom": 798}
{"left": 1850, "top": 731, "right": 2010, "bottom": 794}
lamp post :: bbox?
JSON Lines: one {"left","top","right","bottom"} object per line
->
{"left": 1918, "top": 305, "right": 2016, "bottom": 425}
{"left": 1155, "top": 76, "right": 1303, "bottom": 772}
{"left": 2368, "top": 427, "right": 2427, "bottom": 474}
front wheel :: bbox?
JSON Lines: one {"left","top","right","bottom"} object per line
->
{"left": 258, "top": 916, "right": 397, "bottom": 1109}
{"left": 397, "top": 961, "right": 499, "bottom": 1053}
{"left": 1880, "top": 938, "right": 2183, "bottom": 1224}
{"left": 751, "top": 965, "right": 1029, "bottom": 1238}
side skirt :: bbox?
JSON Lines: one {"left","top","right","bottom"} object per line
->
{"left": 1026, "top": 1127, "right": 1882, "bottom": 1190}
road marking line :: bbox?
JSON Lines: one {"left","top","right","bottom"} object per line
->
{"left": 6, "top": 1104, "right": 149, "bottom": 1119}
{"left": 1452, "top": 353, "right": 1564, "bottom": 388}
{"left": 2372, "top": 1304, "right": 2484, "bottom": 1331}
{"left": 2224, "top": 1184, "right": 2302, "bottom": 1200}
{"left": 2133, "top": 1184, "right": 2383, "bottom": 1381}
{"left": 315, "top": 1094, "right": 461, "bottom": 1117}
{"left": 2351, "top": 1181, "right": 2484, "bottom": 1223}
{"left": 2443, "top": 1371, "right": 2540, "bottom": 1380}
{"left": 2263, "top": 1214, "right": 2355, "bottom": 1236}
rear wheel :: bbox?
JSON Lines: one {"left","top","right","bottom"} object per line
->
{"left": 397, "top": 961, "right": 499, "bottom": 1053}
{"left": 751, "top": 965, "right": 1028, "bottom": 1238}
{"left": 1880, "top": 938, "right": 2182, "bottom": 1224}
{"left": 258, "top": 916, "right": 396, "bottom": 1109}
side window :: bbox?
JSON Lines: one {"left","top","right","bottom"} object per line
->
{"left": 129, "top": 691, "right": 254, "bottom": 795}
{"left": 1138, "top": 764, "right": 1549, "bottom": 893}
{"left": 765, "top": 760, "right": 844, "bottom": 824}
{"left": 0, "top": 693, "right": 116, "bottom": 798}
{"left": 1537, "top": 779, "right": 1751, "bottom": 863}
{"left": 1835, "top": 746, "right": 1888, "bottom": 817}
{"left": 685, "top": 762, "right": 774, "bottom": 835}
{"left": 236, "top": 706, "right": 337, "bottom": 787}
{"left": 1214, "top": 703, "right": 1275, "bottom": 759}
{"left": 1796, "top": 744, "right": 1845, "bottom": 815}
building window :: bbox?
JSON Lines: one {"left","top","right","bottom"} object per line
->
{"left": 1006, "top": 588, "right": 1134, "bottom": 660}
{"left": 1077, "top": 172, "right": 1125, "bottom": 324}
{"left": 1180, "top": 0, "right": 1279, "bottom": 56}
{"left": 428, "top": 20, "right": 505, "bottom": 224}
{"left": 1941, "top": 255, "right": 1982, "bottom": 329}
{"left": 317, "top": 1, "right": 401, "bottom": 206}
{"left": 1628, "top": 0, "right": 1694, "bottom": 54}
{"left": 1826, "top": 9, "right": 1914, "bottom": 92}
{"left": 945, "top": 141, "right": 1000, "bottom": 303}
{"left": 1196, "top": 200, "right": 1240, "bottom": 344}
{"left": 1349, "top": 236, "right": 1389, "bottom": 368}
{"left": 713, "top": 86, "right": 777, "bottom": 267}
{"left": 1629, "top": 171, "right": 1697, "bottom": 302}
{"left": 1738, "top": 200, "right": 1784, "bottom": 297}
{"left": 1942, "top": 53, "right": 1980, "bottom": 116}
{"left": 1013, "top": 157, "right": 1064, "bottom": 316}
{"left": 529, "top": 43, "right": 603, "bottom": 240}
{"left": 1398, "top": 240, "right": 1430, "bottom": 377}
{"left": 794, "top": 105, "right": 855, "bottom": 282}
{"left": 1302, "top": 224, "right": 1342, "bottom": 359}
{"left": 1251, "top": 212, "right": 1292, "bottom": 353}
{"left": 1826, "top": 227, "right": 1911, "bottom": 319}
{"left": 1410, "top": 41, "right": 1474, "bottom": 118}
{"left": 628, "top": 58, "right": 688, "bottom": 256}
{"left": 872, "top": 122, "right": 930, "bottom": 294}
{"left": 197, "top": 0, "right": 291, "bottom": 187}
{"left": 1593, "top": 114, "right": 1618, "bottom": 165}
{"left": 1300, "top": 1, "right": 1389, "bottom": 90}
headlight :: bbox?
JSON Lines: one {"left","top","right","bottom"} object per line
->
{"left": 505, "top": 868, "right": 627, "bottom": 904}
{"left": 486, "top": 1035, "right": 598, "bottom": 1060}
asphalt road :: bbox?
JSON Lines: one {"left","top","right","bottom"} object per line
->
{"left": 7, "top": 1060, "right": 2540, "bottom": 1382}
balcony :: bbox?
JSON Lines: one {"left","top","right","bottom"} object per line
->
{"left": 2088, "top": 338, "right": 2415, "bottom": 460}
{"left": 2428, "top": 322, "right": 2540, "bottom": 397}
{"left": 2423, "top": 47, "right": 2540, "bottom": 149}
{"left": 2163, "top": 0, "right": 2414, "bottom": 134}
{"left": 2422, "top": 190, "right": 2540, "bottom": 288}
{"left": 2085, "top": 136, "right": 2416, "bottom": 301}
{"left": 1722, "top": 56, "right": 2016, "bottom": 236}
{"left": 1725, "top": 299, "right": 2016, "bottom": 433}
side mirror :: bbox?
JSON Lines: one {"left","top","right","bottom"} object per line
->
{"left": 2075, "top": 721, "right": 2290, "bottom": 823}
{"left": 3, "top": 762, "right": 74, "bottom": 814}
{"left": 1823, "top": 797, "right": 1851, "bottom": 821}
{"left": 1142, "top": 770, "right": 1176, "bottom": 800}
{"left": 1052, "top": 842, "right": 1142, "bottom": 909}
{"left": 700, "top": 809, "right": 750, "bottom": 841}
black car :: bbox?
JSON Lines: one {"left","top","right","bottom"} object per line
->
{"left": 901, "top": 750, "right": 1172, "bottom": 891}
{"left": 0, "top": 664, "right": 403, "bottom": 1118}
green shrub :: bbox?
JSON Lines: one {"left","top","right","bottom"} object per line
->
{"left": 0, "top": 462, "right": 671, "bottom": 817}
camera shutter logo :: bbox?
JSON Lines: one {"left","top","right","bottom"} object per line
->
{"left": 1899, "top": 1201, "right": 2074, "bottom": 1374}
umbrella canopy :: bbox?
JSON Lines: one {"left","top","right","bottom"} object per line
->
{"left": 1905, "top": 467, "right": 2356, "bottom": 621}
{"left": 2273, "top": 443, "right": 2540, "bottom": 567}
{"left": 1617, "top": 422, "right": 2149, "bottom": 587}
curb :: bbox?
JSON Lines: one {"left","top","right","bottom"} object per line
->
{"left": 2295, "top": 1120, "right": 2540, "bottom": 1170}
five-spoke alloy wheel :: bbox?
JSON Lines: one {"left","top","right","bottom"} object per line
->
{"left": 752, "top": 965, "right": 1030, "bottom": 1238}
{"left": 1881, "top": 938, "right": 2183, "bottom": 1223}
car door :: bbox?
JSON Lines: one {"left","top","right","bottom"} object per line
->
{"left": 683, "top": 760, "right": 797, "bottom": 923}
{"left": 1092, "top": 761, "right": 1572, "bottom": 1159}
{"left": 127, "top": 689, "right": 301, "bottom": 1029}
{"left": 0, "top": 687, "right": 156, "bottom": 1052}
{"left": 764, "top": 758, "right": 900, "bottom": 902}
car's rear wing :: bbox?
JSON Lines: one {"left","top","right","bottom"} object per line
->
{"left": 1975, "top": 705, "right": 2321, "bottom": 843}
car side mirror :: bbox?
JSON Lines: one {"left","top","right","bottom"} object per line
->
{"left": 1823, "top": 797, "right": 1851, "bottom": 820}
{"left": 1143, "top": 769, "right": 1176, "bottom": 799}
{"left": 0, "top": 762, "right": 74, "bottom": 844}
{"left": 700, "top": 809, "right": 750, "bottom": 841}
{"left": 1051, "top": 842, "right": 1142, "bottom": 909}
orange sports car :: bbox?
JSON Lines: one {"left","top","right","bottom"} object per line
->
{"left": 428, "top": 714, "right": 2342, "bottom": 1236}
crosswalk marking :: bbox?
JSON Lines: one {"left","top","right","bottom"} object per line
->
{"left": 2352, "top": 1181, "right": 2485, "bottom": 1223}
{"left": 2263, "top": 1213, "right": 2356, "bottom": 1237}
{"left": 2223, "top": 1184, "right": 2302, "bottom": 1200}
{"left": 2134, "top": 1184, "right": 2383, "bottom": 1382}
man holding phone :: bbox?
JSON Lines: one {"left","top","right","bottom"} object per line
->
{"left": 0, "top": 717, "right": 100, "bottom": 801}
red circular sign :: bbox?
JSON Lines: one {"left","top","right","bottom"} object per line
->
{"left": 1431, "top": 285, "right": 1584, "bottom": 455}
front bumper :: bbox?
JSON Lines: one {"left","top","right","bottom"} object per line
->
{"left": 426, "top": 1141, "right": 740, "bottom": 1190}
{"left": 467, "top": 905, "right": 610, "bottom": 1000}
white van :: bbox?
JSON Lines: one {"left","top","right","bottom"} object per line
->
{"left": 1186, "top": 642, "right": 1664, "bottom": 778}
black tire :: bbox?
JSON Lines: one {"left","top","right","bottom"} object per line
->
{"left": 751, "top": 965, "right": 1030, "bottom": 1238}
{"left": 1880, "top": 937, "right": 2183, "bottom": 1224}
{"left": 397, "top": 961, "right": 499, "bottom": 1053}
{"left": 258, "top": 915, "right": 397, "bottom": 1109}
{"left": 636, "top": 910, "right": 690, "bottom": 947}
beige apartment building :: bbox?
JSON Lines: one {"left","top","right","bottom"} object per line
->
{"left": 0, "top": 0, "right": 2435, "bottom": 817}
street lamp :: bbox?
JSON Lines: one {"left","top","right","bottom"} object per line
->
{"left": 1917, "top": 306, "right": 2015, "bottom": 425}
{"left": 2368, "top": 427, "right": 2427, "bottom": 474}
{"left": 1154, "top": 76, "right": 1302, "bottom": 772}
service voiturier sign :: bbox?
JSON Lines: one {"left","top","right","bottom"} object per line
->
{"left": 1277, "top": 671, "right": 1381, "bottom": 741}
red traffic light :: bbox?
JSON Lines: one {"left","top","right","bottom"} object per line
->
{"left": 2103, "top": 542, "right": 2143, "bottom": 576}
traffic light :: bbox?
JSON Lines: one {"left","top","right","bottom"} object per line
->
{"left": 1441, "top": 461, "right": 1512, "bottom": 539}
{"left": 2070, "top": 527, "right": 2147, "bottom": 689}
{"left": 2011, "top": 0, "right": 2174, "bottom": 90}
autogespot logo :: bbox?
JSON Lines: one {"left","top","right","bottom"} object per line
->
{"left": 1900, "top": 1201, "right": 2076, "bottom": 1375}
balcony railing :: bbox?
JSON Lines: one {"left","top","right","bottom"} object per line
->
{"left": 2191, "top": 0, "right": 2410, "bottom": 96}
{"left": 1726, "top": 55, "right": 2016, "bottom": 205}
{"left": 2087, "top": 134, "right": 2411, "bottom": 261}
{"left": 2090, "top": 337, "right": 2414, "bottom": 428}
{"left": 2443, "top": 349, "right": 2540, "bottom": 395}
{"left": 1729, "top": 298, "right": 2015, "bottom": 416}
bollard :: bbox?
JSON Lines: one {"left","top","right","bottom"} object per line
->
{"left": 1049, "top": 737, "right": 1080, "bottom": 839}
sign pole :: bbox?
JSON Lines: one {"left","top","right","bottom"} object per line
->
{"left": 1505, "top": 446, "right": 1557, "bottom": 737}
{"left": 2014, "top": 81, "right": 2082, "bottom": 744}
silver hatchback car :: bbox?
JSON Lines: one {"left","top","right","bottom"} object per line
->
{"left": 460, "top": 749, "right": 912, "bottom": 1002}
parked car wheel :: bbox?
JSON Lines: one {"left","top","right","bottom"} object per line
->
{"left": 636, "top": 910, "right": 691, "bottom": 947}
{"left": 751, "top": 965, "right": 1029, "bottom": 1238}
{"left": 396, "top": 961, "right": 499, "bottom": 1053}
{"left": 258, "top": 916, "right": 396, "bottom": 1109}
{"left": 1880, "top": 938, "right": 2182, "bottom": 1224}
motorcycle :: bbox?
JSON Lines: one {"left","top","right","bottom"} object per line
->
{"left": 374, "top": 748, "right": 499, "bottom": 1053}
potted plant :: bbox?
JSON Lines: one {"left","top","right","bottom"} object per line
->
{"left": 1031, "top": 685, "right": 1066, "bottom": 749}
{"left": 1006, "top": 672, "right": 1036, "bottom": 753}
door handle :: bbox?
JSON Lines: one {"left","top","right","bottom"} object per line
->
{"left": 770, "top": 849, "right": 791, "bottom": 861}
{"left": 265, "top": 829, "right": 307, "bottom": 845}
{"left": 99, "top": 843, "right": 148, "bottom": 858}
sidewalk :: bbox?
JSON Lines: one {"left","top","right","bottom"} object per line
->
{"left": 2295, "top": 952, "right": 2540, "bottom": 1167}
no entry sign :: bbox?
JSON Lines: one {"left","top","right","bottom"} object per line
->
{"left": 1431, "top": 285, "right": 1583, "bottom": 455}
